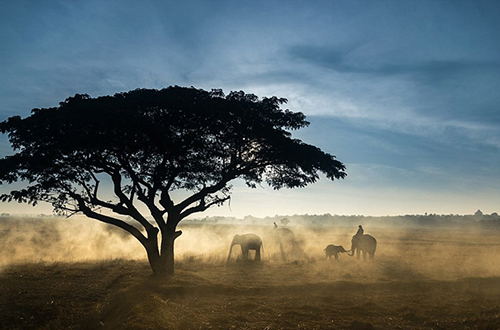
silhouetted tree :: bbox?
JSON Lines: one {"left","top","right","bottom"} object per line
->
{"left": 280, "top": 217, "right": 290, "bottom": 226}
{"left": 0, "top": 86, "right": 346, "bottom": 276}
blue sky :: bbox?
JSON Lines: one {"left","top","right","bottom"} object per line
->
{"left": 1, "top": 0, "right": 499, "bottom": 217}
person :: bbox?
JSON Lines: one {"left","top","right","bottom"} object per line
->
{"left": 354, "top": 225, "right": 364, "bottom": 237}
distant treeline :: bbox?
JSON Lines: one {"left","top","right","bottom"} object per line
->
{"left": 2, "top": 211, "right": 499, "bottom": 228}
{"left": 187, "top": 211, "right": 500, "bottom": 228}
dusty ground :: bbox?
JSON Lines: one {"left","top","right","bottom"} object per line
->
{"left": 1, "top": 222, "right": 500, "bottom": 329}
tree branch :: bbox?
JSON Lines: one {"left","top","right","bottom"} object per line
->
{"left": 109, "top": 171, "right": 157, "bottom": 231}
{"left": 176, "top": 178, "right": 231, "bottom": 213}
{"left": 62, "top": 186, "right": 150, "bottom": 245}
{"left": 116, "top": 154, "right": 167, "bottom": 228}
{"left": 180, "top": 195, "right": 231, "bottom": 219}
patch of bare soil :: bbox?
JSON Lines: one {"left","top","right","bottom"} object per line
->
{"left": 0, "top": 260, "right": 147, "bottom": 329}
{"left": 1, "top": 260, "right": 500, "bottom": 330}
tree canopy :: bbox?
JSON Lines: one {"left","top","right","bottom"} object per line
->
{"left": 0, "top": 86, "right": 346, "bottom": 275}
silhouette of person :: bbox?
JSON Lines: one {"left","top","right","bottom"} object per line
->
{"left": 273, "top": 222, "right": 278, "bottom": 228}
{"left": 354, "top": 225, "right": 364, "bottom": 237}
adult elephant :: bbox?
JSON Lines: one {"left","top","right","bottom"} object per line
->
{"left": 226, "top": 233, "right": 263, "bottom": 263}
{"left": 272, "top": 226, "right": 304, "bottom": 262}
{"left": 349, "top": 234, "right": 377, "bottom": 261}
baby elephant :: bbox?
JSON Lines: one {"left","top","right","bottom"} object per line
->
{"left": 324, "top": 244, "right": 349, "bottom": 260}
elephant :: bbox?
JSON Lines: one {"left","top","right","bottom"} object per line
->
{"left": 348, "top": 234, "right": 377, "bottom": 261}
{"left": 226, "top": 233, "right": 263, "bottom": 263}
{"left": 272, "top": 225, "right": 305, "bottom": 262}
{"left": 324, "top": 244, "right": 349, "bottom": 260}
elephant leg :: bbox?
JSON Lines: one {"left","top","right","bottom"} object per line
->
{"left": 226, "top": 245, "right": 234, "bottom": 263}
{"left": 356, "top": 249, "right": 360, "bottom": 259}
{"left": 279, "top": 242, "right": 286, "bottom": 262}
{"left": 255, "top": 248, "right": 261, "bottom": 261}
{"left": 242, "top": 247, "right": 249, "bottom": 260}
{"left": 334, "top": 253, "right": 339, "bottom": 261}
{"left": 362, "top": 251, "right": 367, "bottom": 261}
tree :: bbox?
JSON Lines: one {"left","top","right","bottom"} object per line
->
{"left": 0, "top": 86, "right": 346, "bottom": 276}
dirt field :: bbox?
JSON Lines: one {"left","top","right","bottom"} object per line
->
{"left": 1, "top": 221, "right": 500, "bottom": 329}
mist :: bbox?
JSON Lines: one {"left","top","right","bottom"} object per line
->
{"left": 0, "top": 216, "right": 144, "bottom": 267}
{"left": 2, "top": 214, "right": 500, "bottom": 283}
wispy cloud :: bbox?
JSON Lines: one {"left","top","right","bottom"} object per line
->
{"left": 289, "top": 44, "right": 499, "bottom": 80}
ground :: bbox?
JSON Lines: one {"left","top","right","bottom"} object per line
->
{"left": 1, "top": 222, "right": 500, "bottom": 329}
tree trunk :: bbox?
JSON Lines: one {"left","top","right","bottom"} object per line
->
{"left": 144, "top": 228, "right": 182, "bottom": 277}
{"left": 161, "top": 231, "right": 176, "bottom": 276}
{"left": 144, "top": 240, "right": 166, "bottom": 276}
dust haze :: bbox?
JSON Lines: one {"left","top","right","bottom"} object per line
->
{"left": 2, "top": 214, "right": 500, "bottom": 282}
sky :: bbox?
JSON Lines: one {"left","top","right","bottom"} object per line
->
{"left": 0, "top": 0, "right": 499, "bottom": 218}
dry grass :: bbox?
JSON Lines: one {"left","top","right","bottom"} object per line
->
{"left": 1, "top": 223, "right": 500, "bottom": 329}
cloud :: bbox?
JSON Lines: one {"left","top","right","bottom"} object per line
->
{"left": 276, "top": 43, "right": 500, "bottom": 153}
{"left": 288, "top": 44, "right": 500, "bottom": 86}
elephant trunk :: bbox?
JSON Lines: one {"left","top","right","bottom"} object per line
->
{"left": 226, "top": 244, "right": 235, "bottom": 264}
{"left": 348, "top": 237, "right": 357, "bottom": 256}
{"left": 340, "top": 245, "right": 350, "bottom": 253}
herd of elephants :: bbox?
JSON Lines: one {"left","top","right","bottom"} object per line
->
{"left": 225, "top": 224, "right": 377, "bottom": 263}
